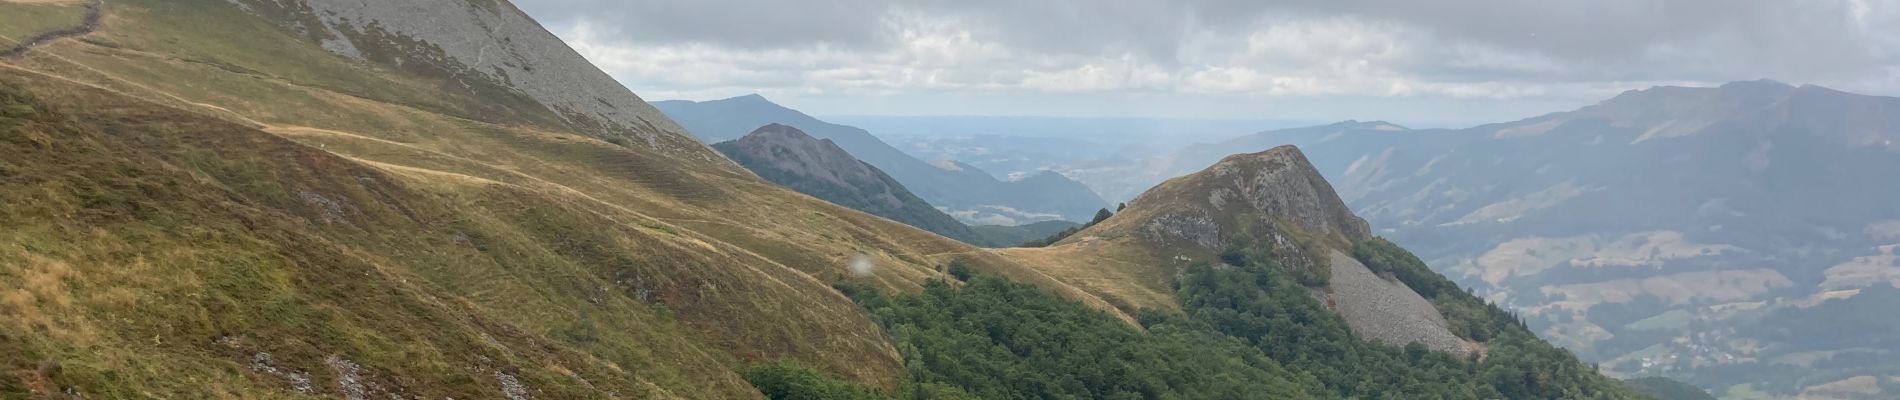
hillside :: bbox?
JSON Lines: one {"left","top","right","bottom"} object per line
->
{"left": 655, "top": 94, "right": 1111, "bottom": 225}
{"left": 0, "top": 0, "right": 1637, "bottom": 398}
{"left": 1074, "top": 80, "right": 1900, "bottom": 399}
{"left": 990, "top": 146, "right": 1640, "bottom": 398}
{"left": 0, "top": 0, "right": 1065, "bottom": 396}
{"left": 712, "top": 123, "right": 992, "bottom": 246}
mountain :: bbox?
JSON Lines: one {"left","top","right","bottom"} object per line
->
{"left": 0, "top": 0, "right": 1047, "bottom": 396}
{"left": 989, "top": 146, "right": 1641, "bottom": 398}
{"left": 1075, "top": 80, "right": 1900, "bottom": 399}
{"left": 654, "top": 95, "right": 1111, "bottom": 224}
{"left": 711, "top": 123, "right": 1085, "bottom": 248}
{"left": 712, "top": 123, "right": 988, "bottom": 245}
{"left": 1035, "top": 147, "right": 1463, "bottom": 354}
{"left": 0, "top": 0, "right": 1636, "bottom": 398}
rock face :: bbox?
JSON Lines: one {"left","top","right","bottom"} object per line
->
{"left": 1100, "top": 144, "right": 1467, "bottom": 354}
{"left": 1324, "top": 251, "right": 1471, "bottom": 356}
{"left": 229, "top": 0, "right": 716, "bottom": 161}
{"left": 714, "top": 124, "right": 983, "bottom": 244}
{"left": 1208, "top": 146, "right": 1372, "bottom": 242}
{"left": 1122, "top": 145, "right": 1370, "bottom": 251}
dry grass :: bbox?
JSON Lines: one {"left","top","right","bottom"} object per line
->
{"left": 0, "top": 2, "right": 88, "bottom": 45}
{"left": 0, "top": 0, "right": 88, "bottom": 5}
{"left": 0, "top": 68, "right": 881, "bottom": 397}
{"left": 995, "top": 241, "right": 1183, "bottom": 316}
{"left": 0, "top": 0, "right": 1132, "bottom": 396}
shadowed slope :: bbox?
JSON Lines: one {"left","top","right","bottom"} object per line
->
{"left": 713, "top": 123, "right": 988, "bottom": 246}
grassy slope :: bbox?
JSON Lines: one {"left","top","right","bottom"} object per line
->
{"left": 0, "top": 73, "right": 746, "bottom": 397}
{"left": 999, "top": 153, "right": 1350, "bottom": 314}
{"left": 0, "top": 0, "right": 1110, "bottom": 396}
{"left": 0, "top": 0, "right": 1098, "bottom": 294}
{"left": 0, "top": 0, "right": 1634, "bottom": 397}
{"left": 0, "top": 2, "right": 88, "bottom": 47}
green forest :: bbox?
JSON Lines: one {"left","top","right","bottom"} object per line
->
{"left": 748, "top": 237, "right": 1649, "bottom": 399}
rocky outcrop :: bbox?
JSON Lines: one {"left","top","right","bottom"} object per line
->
{"left": 1324, "top": 251, "right": 1472, "bottom": 356}
{"left": 1125, "top": 145, "right": 1370, "bottom": 250}
{"left": 227, "top": 0, "right": 716, "bottom": 161}
{"left": 1104, "top": 145, "right": 1472, "bottom": 354}
{"left": 1137, "top": 213, "right": 1223, "bottom": 250}
{"left": 1208, "top": 146, "right": 1372, "bottom": 242}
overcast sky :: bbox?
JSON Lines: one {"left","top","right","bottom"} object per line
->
{"left": 514, "top": 0, "right": 1900, "bottom": 125}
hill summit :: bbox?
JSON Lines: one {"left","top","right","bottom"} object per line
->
{"left": 1106, "top": 145, "right": 1371, "bottom": 251}
{"left": 713, "top": 124, "right": 987, "bottom": 244}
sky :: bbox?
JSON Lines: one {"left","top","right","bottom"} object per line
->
{"left": 513, "top": 0, "right": 1900, "bottom": 125}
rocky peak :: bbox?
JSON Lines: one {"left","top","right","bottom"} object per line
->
{"left": 1110, "top": 145, "right": 1371, "bottom": 251}
{"left": 1196, "top": 145, "right": 1371, "bottom": 242}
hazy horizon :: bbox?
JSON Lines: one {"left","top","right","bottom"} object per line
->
{"left": 516, "top": 0, "right": 1900, "bottom": 123}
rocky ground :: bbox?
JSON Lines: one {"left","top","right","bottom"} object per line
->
{"left": 1325, "top": 250, "right": 1472, "bottom": 356}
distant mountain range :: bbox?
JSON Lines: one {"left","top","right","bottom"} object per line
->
{"left": 655, "top": 95, "right": 1111, "bottom": 225}
{"left": 1067, "top": 79, "right": 1900, "bottom": 399}
{"left": 712, "top": 124, "right": 1077, "bottom": 247}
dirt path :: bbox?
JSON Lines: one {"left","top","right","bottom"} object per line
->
{"left": 0, "top": 0, "right": 102, "bottom": 58}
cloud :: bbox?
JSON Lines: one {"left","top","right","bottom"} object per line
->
{"left": 515, "top": 0, "right": 1900, "bottom": 118}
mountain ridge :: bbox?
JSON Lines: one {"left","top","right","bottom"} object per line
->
{"left": 712, "top": 123, "right": 993, "bottom": 246}
{"left": 993, "top": 141, "right": 1641, "bottom": 398}
{"left": 1052, "top": 146, "right": 1471, "bottom": 355}
{"left": 1061, "top": 80, "right": 1900, "bottom": 399}
{"left": 655, "top": 94, "right": 1112, "bottom": 224}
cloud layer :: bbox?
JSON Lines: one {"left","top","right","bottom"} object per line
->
{"left": 516, "top": 0, "right": 1900, "bottom": 121}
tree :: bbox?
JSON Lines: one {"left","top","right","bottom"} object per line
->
{"left": 1090, "top": 208, "right": 1113, "bottom": 224}
{"left": 946, "top": 259, "right": 975, "bottom": 282}
{"left": 744, "top": 360, "right": 887, "bottom": 400}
